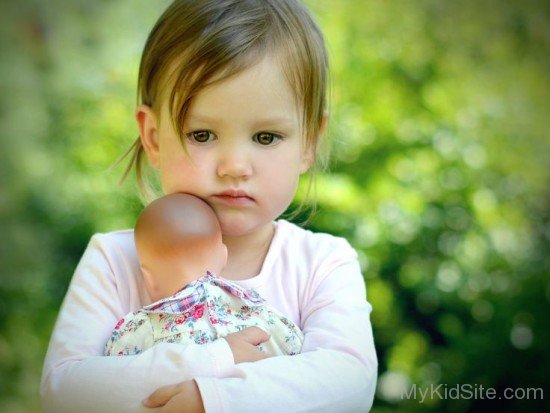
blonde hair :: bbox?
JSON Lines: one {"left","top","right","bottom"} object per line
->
{"left": 120, "top": 0, "right": 330, "bottom": 215}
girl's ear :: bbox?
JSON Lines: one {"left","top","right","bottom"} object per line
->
{"left": 136, "top": 104, "right": 160, "bottom": 169}
{"left": 299, "top": 145, "right": 314, "bottom": 174}
{"left": 300, "top": 112, "right": 328, "bottom": 174}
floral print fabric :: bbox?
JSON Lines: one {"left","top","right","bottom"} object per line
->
{"left": 104, "top": 271, "right": 304, "bottom": 357}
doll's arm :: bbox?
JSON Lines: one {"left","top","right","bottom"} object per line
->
{"left": 40, "top": 234, "right": 235, "bottom": 413}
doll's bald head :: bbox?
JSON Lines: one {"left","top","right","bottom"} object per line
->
{"left": 135, "top": 193, "right": 227, "bottom": 301}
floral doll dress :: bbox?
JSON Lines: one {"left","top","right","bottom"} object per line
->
{"left": 104, "top": 271, "right": 304, "bottom": 357}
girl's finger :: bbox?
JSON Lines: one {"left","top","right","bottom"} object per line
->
{"left": 240, "top": 326, "right": 271, "bottom": 345}
{"left": 142, "top": 383, "right": 181, "bottom": 408}
{"left": 160, "top": 391, "right": 191, "bottom": 413}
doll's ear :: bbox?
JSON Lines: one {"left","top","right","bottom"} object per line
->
{"left": 140, "top": 264, "right": 156, "bottom": 298}
{"left": 136, "top": 105, "right": 160, "bottom": 169}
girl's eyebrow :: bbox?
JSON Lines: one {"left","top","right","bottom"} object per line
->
{"left": 187, "top": 113, "right": 297, "bottom": 127}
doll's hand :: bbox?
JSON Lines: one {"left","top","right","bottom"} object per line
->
{"left": 143, "top": 380, "right": 204, "bottom": 413}
{"left": 224, "top": 326, "right": 272, "bottom": 363}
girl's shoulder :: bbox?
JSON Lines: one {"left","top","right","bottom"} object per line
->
{"left": 89, "top": 228, "right": 135, "bottom": 246}
{"left": 266, "top": 221, "right": 362, "bottom": 296}
{"left": 85, "top": 229, "right": 137, "bottom": 264}
{"left": 275, "top": 220, "right": 357, "bottom": 262}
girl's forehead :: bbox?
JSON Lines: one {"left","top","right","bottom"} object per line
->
{"left": 161, "top": 54, "right": 303, "bottom": 123}
{"left": 162, "top": 47, "right": 292, "bottom": 92}
{"left": 193, "top": 56, "right": 293, "bottom": 100}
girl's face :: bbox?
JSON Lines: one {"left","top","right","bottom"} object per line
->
{"left": 138, "top": 55, "right": 313, "bottom": 237}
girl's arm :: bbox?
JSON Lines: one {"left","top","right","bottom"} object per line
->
{"left": 192, "top": 250, "right": 378, "bottom": 413}
{"left": 40, "top": 234, "right": 235, "bottom": 413}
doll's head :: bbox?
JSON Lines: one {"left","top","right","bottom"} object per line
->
{"left": 135, "top": 193, "right": 227, "bottom": 301}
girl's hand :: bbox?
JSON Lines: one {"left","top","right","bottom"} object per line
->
{"left": 143, "top": 380, "right": 204, "bottom": 413}
{"left": 143, "top": 328, "right": 271, "bottom": 411}
{"left": 224, "top": 326, "right": 272, "bottom": 363}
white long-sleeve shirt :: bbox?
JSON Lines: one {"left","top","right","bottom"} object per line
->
{"left": 41, "top": 219, "right": 378, "bottom": 412}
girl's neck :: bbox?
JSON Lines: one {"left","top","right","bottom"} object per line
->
{"left": 220, "top": 222, "right": 275, "bottom": 281}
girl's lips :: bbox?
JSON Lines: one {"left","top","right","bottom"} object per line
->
{"left": 212, "top": 190, "right": 254, "bottom": 206}
{"left": 217, "top": 189, "right": 251, "bottom": 198}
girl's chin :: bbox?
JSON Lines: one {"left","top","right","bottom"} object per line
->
{"left": 219, "top": 221, "right": 253, "bottom": 237}
{"left": 218, "top": 216, "right": 271, "bottom": 238}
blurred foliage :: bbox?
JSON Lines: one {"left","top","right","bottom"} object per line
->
{"left": 1, "top": 0, "right": 548, "bottom": 412}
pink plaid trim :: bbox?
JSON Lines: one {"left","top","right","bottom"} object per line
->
{"left": 143, "top": 271, "right": 265, "bottom": 315}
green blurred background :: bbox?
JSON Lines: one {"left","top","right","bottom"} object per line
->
{"left": 0, "top": 0, "right": 548, "bottom": 411}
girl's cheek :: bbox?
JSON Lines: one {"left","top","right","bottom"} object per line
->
{"left": 164, "top": 158, "right": 209, "bottom": 192}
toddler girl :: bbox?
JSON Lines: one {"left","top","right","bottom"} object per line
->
{"left": 41, "top": 1, "right": 377, "bottom": 412}
{"left": 104, "top": 192, "right": 303, "bottom": 357}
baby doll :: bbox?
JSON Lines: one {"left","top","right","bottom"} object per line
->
{"left": 104, "top": 193, "right": 304, "bottom": 357}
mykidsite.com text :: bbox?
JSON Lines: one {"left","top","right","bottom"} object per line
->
{"left": 402, "top": 383, "right": 544, "bottom": 403}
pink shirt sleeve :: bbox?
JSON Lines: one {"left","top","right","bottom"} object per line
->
{"left": 40, "top": 234, "right": 235, "bottom": 413}
{"left": 194, "top": 242, "right": 378, "bottom": 412}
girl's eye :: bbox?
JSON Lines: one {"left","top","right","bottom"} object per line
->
{"left": 254, "top": 132, "right": 281, "bottom": 146}
{"left": 187, "top": 130, "right": 215, "bottom": 143}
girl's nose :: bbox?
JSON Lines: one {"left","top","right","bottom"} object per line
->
{"left": 216, "top": 150, "right": 253, "bottom": 179}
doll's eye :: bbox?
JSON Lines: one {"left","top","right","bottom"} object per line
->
{"left": 187, "top": 130, "right": 215, "bottom": 143}
{"left": 253, "top": 132, "right": 282, "bottom": 146}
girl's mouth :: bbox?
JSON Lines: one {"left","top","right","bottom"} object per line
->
{"left": 212, "top": 189, "right": 254, "bottom": 206}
